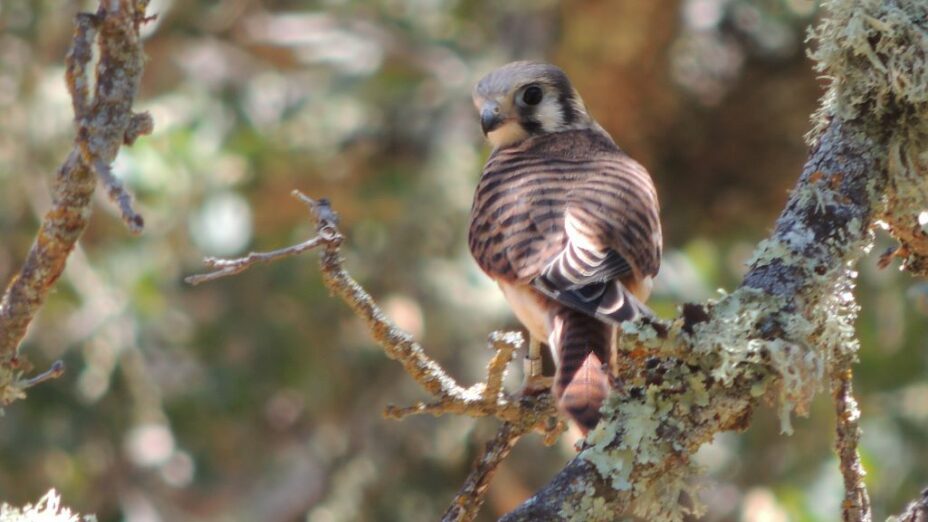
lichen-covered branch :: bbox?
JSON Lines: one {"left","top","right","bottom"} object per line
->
{"left": 834, "top": 367, "right": 871, "bottom": 522}
{"left": 502, "top": 0, "right": 928, "bottom": 519}
{"left": 501, "top": 112, "right": 882, "bottom": 522}
{"left": 441, "top": 421, "right": 526, "bottom": 522}
{"left": 812, "top": 0, "right": 928, "bottom": 279}
{"left": 0, "top": 0, "right": 152, "bottom": 403}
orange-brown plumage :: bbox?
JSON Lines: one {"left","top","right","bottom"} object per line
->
{"left": 468, "top": 62, "right": 662, "bottom": 433}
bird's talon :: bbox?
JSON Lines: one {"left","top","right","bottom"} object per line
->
{"left": 521, "top": 375, "right": 553, "bottom": 396}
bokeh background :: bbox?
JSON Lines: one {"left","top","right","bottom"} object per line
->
{"left": 1, "top": 0, "right": 926, "bottom": 520}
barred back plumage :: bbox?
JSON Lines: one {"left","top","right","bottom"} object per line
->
{"left": 469, "top": 128, "right": 661, "bottom": 432}
{"left": 469, "top": 129, "right": 660, "bottom": 297}
{"left": 469, "top": 62, "right": 661, "bottom": 434}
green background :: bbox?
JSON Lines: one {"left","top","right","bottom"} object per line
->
{"left": 0, "top": 0, "right": 925, "bottom": 520}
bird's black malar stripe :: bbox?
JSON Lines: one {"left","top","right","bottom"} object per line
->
{"left": 554, "top": 74, "right": 578, "bottom": 126}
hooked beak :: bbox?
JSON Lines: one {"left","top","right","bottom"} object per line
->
{"left": 480, "top": 102, "right": 504, "bottom": 135}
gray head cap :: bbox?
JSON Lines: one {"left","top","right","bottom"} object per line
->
{"left": 473, "top": 61, "right": 572, "bottom": 99}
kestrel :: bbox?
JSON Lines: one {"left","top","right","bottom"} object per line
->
{"left": 468, "top": 61, "right": 662, "bottom": 433}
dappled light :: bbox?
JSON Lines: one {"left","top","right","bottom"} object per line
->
{"left": 0, "top": 0, "right": 927, "bottom": 521}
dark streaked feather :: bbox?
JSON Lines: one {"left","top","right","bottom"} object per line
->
{"left": 468, "top": 129, "right": 661, "bottom": 322}
{"left": 533, "top": 277, "right": 653, "bottom": 325}
{"left": 540, "top": 245, "right": 632, "bottom": 290}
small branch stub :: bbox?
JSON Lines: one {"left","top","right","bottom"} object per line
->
{"left": 22, "top": 361, "right": 66, "bottom": 389}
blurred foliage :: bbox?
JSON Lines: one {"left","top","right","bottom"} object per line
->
{"left": 0, "top": 0, "right": 926, "bottom": 521}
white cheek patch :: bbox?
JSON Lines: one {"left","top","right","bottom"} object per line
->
{"left": 534, "top": 99, "right": 565, "bottom": 133}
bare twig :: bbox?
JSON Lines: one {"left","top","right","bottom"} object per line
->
{"left": 185, "top": 236, "right": 328, "bottom": 285}
{"left": 93, "top": 159, "right": 144, "bottom": 232}
{"left": 21, "top": 361, "right": 65, "bottom": 389}
{"left": 382, "top": 330, "right": 562, "bottom": 444}
{"left": 0, "top": 0, "right": 152, "bottom": 370}
{"left": 185, "top": 192, "right": 336, "bottom": 285}
{"left": 833, "top": 367, "right": 872, "bottom": 522}
{"left": 442, "top": 422, "right": 527, "bottom": 522}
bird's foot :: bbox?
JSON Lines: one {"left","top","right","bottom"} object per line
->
{"left": 520, "top": 337, "right": 552, "bottom": 395}
{"left": 520, "top": 374, "right": 553, "bottom": 396}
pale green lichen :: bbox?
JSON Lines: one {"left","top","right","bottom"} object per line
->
{"left": 619, "top": 319, "right": 660, "bottom": 343}
{"left": 0, "top": 365, "right": 26, "bottom": 409}
{"left": 584, "top": 409, "right": 635, "bottom": 492}
{"left": 810, "top": 0, "right": 928, "bottom": 270}
{"left": 0, "top": 490, "right": 95, "bottom": 522}
{"left": 586, "top": 250, "right": 863, "bottom": 517}
{"left": 632, "top": 461, "right": 705, "bottom": 521}
{"left": 687, "top": 287, "right": 828, "bottom": 433}
{"left": 809, "top": 0, "right": 928, "bottom": 136}
{"left": 558, "top": 488, "right": 613, "bottom": 522}
{"left": 582, "top": 362, "right": 712, "bottom": 521}
{"left": 745, "top": 238, "right": 807, "bottom": 279}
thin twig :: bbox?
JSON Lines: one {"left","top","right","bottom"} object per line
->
{"left": 833, "top": 367, "right": 872, "bottom": 522}
{"left": 483, "top": 331, "right": 520, "bottom": 403}
{"left": 185, "top": 236, "right": 328, "bottom": 285}
{"left": 22, "top": 361, "right": 65, "bottom": 388}
{"left": 442, "top": 422, "right": 527, "bottom": 522}
{"left": 92, "top": 159, "right": 144, "bottom": 232}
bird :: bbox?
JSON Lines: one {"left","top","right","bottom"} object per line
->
{"left": 467, "top": 61, "right": 662, "bottom": 434}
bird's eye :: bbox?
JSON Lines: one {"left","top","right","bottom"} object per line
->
{"left": 522, "top": 85, "right": 543, "bottom": 106}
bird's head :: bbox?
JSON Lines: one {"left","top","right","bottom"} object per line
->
{"left": 473, "top": 61, "right": 593, "bottom": 149}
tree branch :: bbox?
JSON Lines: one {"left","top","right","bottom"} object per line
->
{"left": 0, "top": 0, "right": 152, "bottom": 401}
{"left": 441, "top": 421, "right": 527, "bottom": 522}
{"left": 834, "top": 366, "right": 871, "bottom": 522}
{"left": 188, "top": 191, "right": 563, "bottom": 517}
{"left": 500, "top": 112, "right": 883, "bottom": 522}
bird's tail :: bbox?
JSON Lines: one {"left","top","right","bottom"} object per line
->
{"left": 551, "top": 307, "right": 612, "bottom": 434}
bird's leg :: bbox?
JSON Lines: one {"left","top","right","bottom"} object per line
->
{"left": 522, "top": 335, "right": 553, "bottom": 395}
